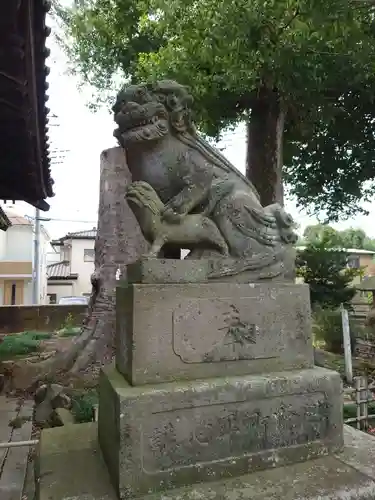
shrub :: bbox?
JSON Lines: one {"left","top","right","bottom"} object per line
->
{"left": 313, "top": 309, "right": 356, "bottom": 354}
{"left": 297, "top": 237, "right": 360, "bottom": 310}
{"left": 0, "top": 331, "right": 52, "bottom": 359}
{"left": 0, "top": 336, "right": 40, "bottom": 358}
{"left": 71, "top": 390, "right": 98, "bottom": 423}
{"left": 21, "top": 331, "right": 52, "bottom": 340}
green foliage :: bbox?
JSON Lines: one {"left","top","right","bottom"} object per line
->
{"left": 71, "top": 390, "right": 98, "bottom": 423}
{"left": 303, "top": 224, "right": 343, "bottom": 247}
{"left": 57, "top": 313, "right": 81, "bottom": 337}
{"left": 283, "top": 78, "right": 375, "bottom": 220}
{"left": 55, "top": 0, "right": 375, "bottom": 217}
{"left": 0, "top": 331, "right": 52, "bottom": 359}
{"left": 313, "top": 309, "right": 356, "bottom": 354}
{"left": 302, "top": 224, "right": 375, "bottom": 250}
{"left": 61, "top": 313, "right": 75, "bottom": 330}
{"left": 297, "top": 236, "right": 360, "bottom": 310}
{"left": 20, "top": 331, "right": 52, "bottom": 340}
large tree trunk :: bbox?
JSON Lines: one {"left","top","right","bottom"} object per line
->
{"left": 30, "top": 147, "right": 147, "bottom": 385}
{"left": 246, "top": 87, "right": 285, "bottom": 206}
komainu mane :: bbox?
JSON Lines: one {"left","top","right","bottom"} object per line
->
{"left": 113, "top": 80, "right": 297, "bottom": 279}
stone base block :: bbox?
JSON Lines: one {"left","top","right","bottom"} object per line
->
{"left": 36, "top": 424, "right": 375, "bottom": 500}
{"left": 98, "top": 366, "right": 343, "bottom": 499}
{"left": 116, "top": 281, "right": 313, "bottom": 385}
{"left": 126, "top": 255, "right": 296, "bottom": 284}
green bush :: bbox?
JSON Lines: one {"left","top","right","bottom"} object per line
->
{"left": 297, "top": 238, "right": 360, "bottom": 310}
{"left": 21, "top": 331, "right": 52, "bottom": 340}
{"left": 0, "top": 336, "right": 40, "bottom": 357}
{"left": 313, "top": 309, "right": 356, "bottom": 354}
{"left": 0, "top": 331, "right": 52, "bottom": 358}
{"left": 71, "top": 390, "right": 98, "bottom": 423}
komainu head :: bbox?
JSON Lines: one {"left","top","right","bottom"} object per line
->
{"left": 113, "top": 80, "right": 195, "bottom": 147}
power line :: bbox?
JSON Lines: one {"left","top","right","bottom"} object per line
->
{"left": 37, "top": 217, "right": 97, "bottom": 223}
{"left": 25, "top": 214, "right": 97, "bottom": 224}
{"left": 46, "top": 218, "right": 97, "bottom": 223}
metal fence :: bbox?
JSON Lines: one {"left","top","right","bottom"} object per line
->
{"left": 344, "top": 375, "right": 375, "bottom": 430}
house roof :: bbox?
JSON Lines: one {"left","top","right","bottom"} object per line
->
{"left": 51, "top": 228, "right": 97, "bottom": 246}
{"left": 296, "top": 246, "right": 375, "bottom": 255}
{"left": 0, "top": 0, "right": 54, "bottom": 224}
{"left": 7, "top": 214, "right": 32, "bottom": 226}
{"left": 47, "top": 260, "right": 78, "bottom": 280}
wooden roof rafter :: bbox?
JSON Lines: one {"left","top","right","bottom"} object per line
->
{"left": 0, "top": 0, "right": 55, "bottom": 228}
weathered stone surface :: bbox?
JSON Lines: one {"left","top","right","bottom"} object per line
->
{"left": 116, "top": 282, "right": 313, "bottom": 385}
{"left": 126, "top": 259, "right": 209, "bottom": 284}
{"left": 36, "top": 423, "right": 375, "bottom": 500}
{"left": 126, "top": 182, "right": 230, "bottom": 258}
{"left": 126, "top": 257, "right": 296, "bottom": 284}
{"left": 98, "top": 365, "right": 343, "bottom": 499}
{"left": 36, "top": 423, "right": 116, "bottom": 500}
{"left": 0, "top": 399, "right": 33, "bottom": 500}
{"left": 114, "top": 81, "right": 297, "bottom": 280}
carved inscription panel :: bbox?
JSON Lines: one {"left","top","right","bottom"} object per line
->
{"left": 140, "top": 393, "right": 329, "bottom": 474}
{"left": 172, "top": 296, "right": 309, "bottom": 363}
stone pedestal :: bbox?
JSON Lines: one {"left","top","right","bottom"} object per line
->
{"left": 115, "top": 278, "right": 314, "bottom": 385}
{"left": 99, "top": 366, "right": 343, "bottom": 499}
{"left": 98, "top": 259, "right": 344, "bottom": 499}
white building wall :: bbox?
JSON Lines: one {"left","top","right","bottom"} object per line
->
{"left": 47, "top": 282, "right": 74, "bottom": 303}
{"left": 0, "top": 231, "right": 7, "bottom": 260}
{"left": 24, "top": 280, "right": 33, "bottom": 305}
{"left": 70, "top": 239, "right": 95, "bottom": 296}
{"left": 5, "top": 225, "right": 33, "bottom": 261}
{"left": 46, "top": 250, "right": 61, "bottom": 265}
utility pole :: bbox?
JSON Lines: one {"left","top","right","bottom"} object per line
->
{"left": 30, "top": 111, "right": 68, "bottom": 303}
{"left": 32, "top": 208, "right": 40, "bottom": 304}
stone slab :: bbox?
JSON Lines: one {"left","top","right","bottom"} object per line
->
{"left": 0, "top": 399, "right": 33, "bottom": 500}
{"left": 36, "top": 423, "right": 375, "bottom": 500}
{"left": 126, "top": 259, "right": 209, "bottom": 284}
{"left": 0, "top": 397, "right": 18, "bottom": 473}
{"left": 36, "top": 423, "right": 116, "bottom": 500}
{"left": 98, "top": 366, "right": 343, "bottom": 499}
{"left": 116, "top": 281, "right": 314, "bottom": 385}
{"left": 126, "top": 255, "right": 296, "bottom": 284}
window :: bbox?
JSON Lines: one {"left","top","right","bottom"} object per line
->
{"left": 84, "top": 249, "right": 95, "bottom": 262}
{"left": 11, "top": 284, "right": 16, "bottom": 305}
{"left": 347, "top": 256, "right": 360, "bottom": 269}
{"left": 48, "top": 293, "right": 57, "bottom": 304}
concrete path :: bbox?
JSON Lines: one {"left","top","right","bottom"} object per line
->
{"left": 0, "top": 396, "right": 33, "bottom": 500}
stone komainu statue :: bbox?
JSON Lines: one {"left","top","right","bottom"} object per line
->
{"left": 113, "top": 80, "right": 297, "bottom": 280}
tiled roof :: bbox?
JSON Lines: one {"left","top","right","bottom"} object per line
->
{"left": 0, "top": 0, "right": 54, "bottom": 211}
{"left": 51, "top": 228, "right": 97, "bottom": 246}
{"left": 47, "top": 261, "right": 78, "bottom": 280}
{"left": 67, "top": 229, "right": 97, "bottom": 238}
{"left": 7, "top": 214, "right": 32, "bottom": 226}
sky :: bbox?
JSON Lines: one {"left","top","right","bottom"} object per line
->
{"left": 4, "top": 10, "right": 375, "bottom": 241}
